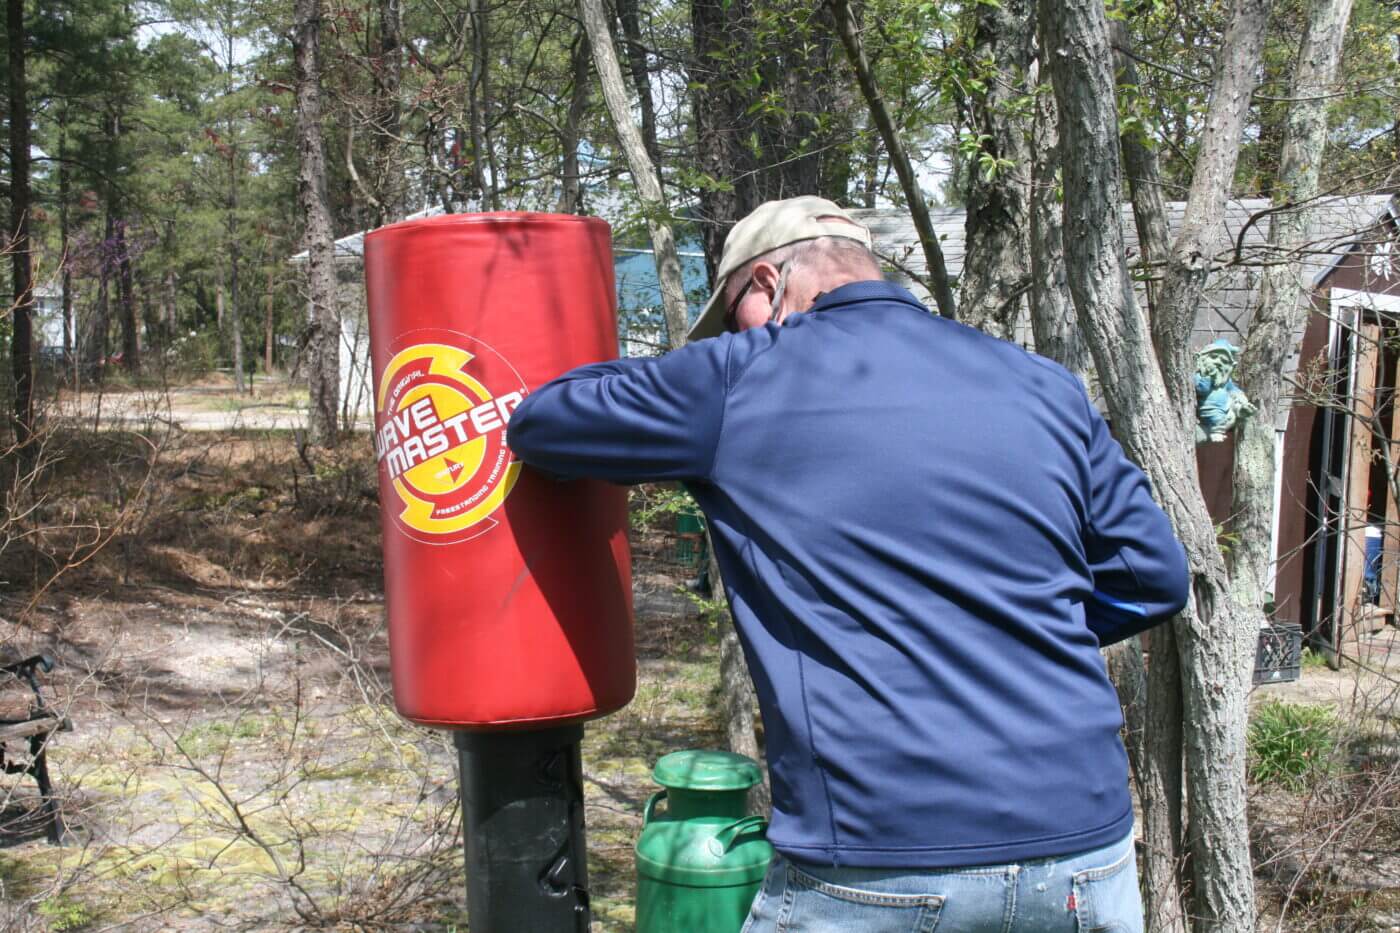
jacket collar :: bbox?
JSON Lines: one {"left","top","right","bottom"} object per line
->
{"left": 807, "top": 279, "right": 930, "bottom": 315}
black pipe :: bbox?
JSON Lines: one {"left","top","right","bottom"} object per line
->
{"left": 455, "top": 725, "right": 591, "bottom": 933}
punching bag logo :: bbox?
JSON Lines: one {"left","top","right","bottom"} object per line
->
{"left": 373, "top": 332, "right": 527, "bottom": 544}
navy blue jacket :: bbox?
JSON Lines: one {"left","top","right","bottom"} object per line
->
{"left": 507, "top": 280, "right": 1189, "bottom": 868}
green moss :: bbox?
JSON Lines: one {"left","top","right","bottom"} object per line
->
{"left": 175, "top": 714, "right": 276, "bottom": 759}
{"left": 36, "top": 896, "right": 94, "bottom": 931}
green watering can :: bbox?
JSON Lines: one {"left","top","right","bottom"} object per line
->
{"left": 635, "top": 750, "right": 774, "bottom": 933}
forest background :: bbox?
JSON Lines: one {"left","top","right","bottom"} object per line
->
{"left": 1, "top": 0, "right": 1399, "bottom": 930}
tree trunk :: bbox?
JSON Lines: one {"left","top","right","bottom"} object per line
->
{"left": 828, "top": 0, "right": 956, "bottom": 319}
{"left": 1027, "top": 78, "right": 1169, "bottom": 928}
{"left": 762, "top": 3, "right": 853, "bottom": 203}
{"left": 1148, "top": 5, "right": 1269, "bottom": 926}
{"left": 861, "top": 131, "right": 880, "bottom": 209}
{"left": 166, "top": 272, "right": 178, "bottom": 336}
{"left": 373, "top": 0, "right": 404, "bottom": 223}
{"left": 59, "top": 107, "right": 74, "bottom": 373}
{"left": 117, "top": 221, "right": 140, "bottom": 373}
{"left": 1026, "top": 68, "right": 1087, "bottom": 380}
{"left": 558, "top": 28, "right": 592, "bottom": 215}
{"left": 1143, "top": 623, "right": 1189, "bottom": 933}
{"left": 1150, "top": 0, "right": 1271, "bottom": 435}
{"left": 90, "top": 212, "right": 115, "bottom": 374}
{"left": 230, "top": 252, "right": 245, "bottom": 393}
{"left": 294, "top": 0, "right": 341, "bottom": 446}
{"left": 689, "top": 0, "right": 748, "bottom": 282}
{"left": 1106, "top": 25, "right": 1191, "bottom": 930}
{"left": 1232, "top": 0, "right": 1356, "bottom": 625}
{"left": 265, "top": 279, "right": 275, "bottom": 374}
{"left": 580, "top": 0, "right": 690, "bottom": 349}
{"left": 1110, "top": 20, "right": 1174, "bottom": 323}
{"left": 615, "top": 0, "right": 662, "bottom": 172}
{"left": 688, "top": 0, "right": 853, "bottom": 279}
{"left": 959, "top": 0, "right": 1035, "bottom": 339}
{"left": 7, "top": 0, "right": 32, "bottom": 442}
{"left": 1037, "top": 2, "right": 1259, "bottom": 931}
{"left": 467, "top": 0, "right": 498, "bottom": 210}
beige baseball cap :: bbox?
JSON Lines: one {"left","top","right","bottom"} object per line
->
{"left": 688, "top": 196, "right": 873, "bottom": 341}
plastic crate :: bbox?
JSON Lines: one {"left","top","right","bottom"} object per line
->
{"left": 1253, "top": 622, "right": 1302, "bottom": 685}
{"left": 673, "top": 511, "right": 707, "bottom": 568}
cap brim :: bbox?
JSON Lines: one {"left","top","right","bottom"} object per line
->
{"left": 687, "top": 286, "right": 729, "bottom": 342}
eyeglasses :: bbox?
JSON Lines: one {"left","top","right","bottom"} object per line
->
{"left": 723, "top": 262, "right": 792, "bottom": 334}
{"left": 722, "top": 277, "right": 755, "bottom": 334}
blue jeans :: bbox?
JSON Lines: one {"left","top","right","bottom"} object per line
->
{"left": 740, "top": 830, "right": 1142, "bottom": 933}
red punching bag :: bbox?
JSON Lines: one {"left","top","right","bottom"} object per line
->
{"left": 363, "top": 212, "right": 635, "bottom": 729}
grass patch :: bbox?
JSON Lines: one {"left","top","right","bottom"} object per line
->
{"left": 1249, "top": 701, "right": 1340, "bottom": 790}
{"left": 1300, "top": 647, "right": 1328, "bottom": 670}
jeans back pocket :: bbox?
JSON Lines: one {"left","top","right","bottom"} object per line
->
{"left": 1071, "top": 845, "right": 1143, "bottom": 933}
{"left": 778, "top": 863, "right": 944, "bottom": 933}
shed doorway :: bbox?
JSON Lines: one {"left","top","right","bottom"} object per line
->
{"left": 1303, "top": 289, "right": 1400, "bottom": 663}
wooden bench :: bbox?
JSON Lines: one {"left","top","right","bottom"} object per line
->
{"left": 1, "top": 655, "right": 70, "bottom": 844}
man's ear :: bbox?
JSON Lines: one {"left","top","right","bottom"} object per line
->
{"left": 749, "top": 261, "right": 782, "bottom": 298}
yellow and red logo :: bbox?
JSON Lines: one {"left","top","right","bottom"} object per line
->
{"left": 373, "top": 333, "right": 527, "bottom": 544}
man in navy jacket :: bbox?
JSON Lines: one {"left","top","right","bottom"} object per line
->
{"left": 507, "top": 196, "right": 1188, "bottom": 931}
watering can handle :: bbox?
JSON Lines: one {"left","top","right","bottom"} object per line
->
{"left": 643, "top": 790, "right": 667, "bottom": 825}
{"left": 707, "top": 815, "right": 768, "bottom": 857}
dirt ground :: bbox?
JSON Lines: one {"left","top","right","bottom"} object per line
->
{"left": 0, "top": 419, "right": 722, "bottom": 931}
{"left": 0, "top": 385, "right": 1398, "bottom": 931}
{"left": 49, "top": 373, "right": 333, "bottom": 433}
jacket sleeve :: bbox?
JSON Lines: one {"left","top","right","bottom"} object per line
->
{"left": 1081, "top": 394, "right": 1190, "bottom": 646}
{"left": 505, "top": 338, "right": 730, "bottom": 484}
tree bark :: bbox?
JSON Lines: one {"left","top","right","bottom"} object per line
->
{"left": 829, "top": 0, "right": 956, "bottom": 319}
{"left": 580, "top": 0, "right": 690, "bottom": 349}
{"left": 224, "top": 31, "right": 245, "bottom": 393}
{"left": 557, "top": 28, "right": 592, "bottom": 215}
{"left": 59, "top": 107, "right": 74, "bottom": 373}
{"left": 1231, "top": 0, "right": 1355, "bottom": 623}
{"left": 117, "top": 220, "right": 140, "bottom": 373}
{"left": 294, "top": 0, "right": 341, "bottom": 446}
{"left": 689, "top": 0, "right": 748, "bottom": 282}
{"left": 1150, "top": 0, "right": 1271, "bottom": 435}
{"left": 229, "top": 249, "right": 245, "bottom": 392}
{"left": 1106, "top": 25, "right": 1191, "bottom": 930}
{"left": 615, "top": 0, "right": 662, "bottom": 172}
{"left": 373, "top": 0, "right": 404, "bottom": 223}
{"left": 9, "top": 0, "right": 33, "bottom": 442}
{"left": 959, "top": 0, "right": 1035, "bottom": 338}
{"left": 1030, "top": 56, "right": 1176, "bottom": 925}
{"left": 89, "top": 212, "right": 115, "bottom": 374}
{"left": 265, "top": 279, "right": 275, "bottom": 374}
{"left": 1110, "top": 21, "right": 1174, "bottom": 323}
{"left": 1038, "top": 2, "right": 1259, "bottom": 930}
{"left": 1026, "top": 70, "right": 1087, "bottom": 380}
{"left": 689, "top": 0, "right": 855, "bottom": 281}
{"left": 1144, "top": 623, "right": 1189, "bottom": 933}
{"left": 1150, "top": 6, "right": 1269, "bottom": 925}
{"left": 860, "top": 131, "right": 880, "bottom": 209}
{"left": 466, "top": 0, "right": 498, "bottom": 210}
{"left": 166, "top": 272, "right": 178, "bottom": 336}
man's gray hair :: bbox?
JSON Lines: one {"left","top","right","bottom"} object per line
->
{"left": 726, "top": 235, "right": 882, "bottom": 301}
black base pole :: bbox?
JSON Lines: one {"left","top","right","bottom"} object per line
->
{"left": 455, "top": 725, "right": 590, "bottom": 933}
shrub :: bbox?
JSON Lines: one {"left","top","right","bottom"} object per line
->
{"left": 1249, "top": 701, "right": 1340, "bottom": 790}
